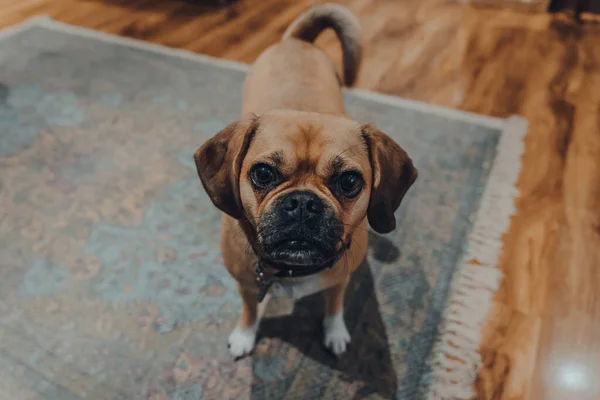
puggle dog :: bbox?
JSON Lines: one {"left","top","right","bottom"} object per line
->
{"left": 194, "top": 4, "right": 417, "bottom": 358}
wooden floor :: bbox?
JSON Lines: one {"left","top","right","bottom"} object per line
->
{"left": 2, "top": 0, "right": 599, "bottom": 398}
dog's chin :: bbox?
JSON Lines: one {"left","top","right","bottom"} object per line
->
{"left": 264, "top": 240, "right": 338, "bottom": 270}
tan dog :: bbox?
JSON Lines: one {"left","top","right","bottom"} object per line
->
{"left": 194, "top": 4, "right": 417, "bottom": 358}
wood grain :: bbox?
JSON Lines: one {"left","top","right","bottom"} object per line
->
{"left": 467, "top": 0, "right": 550, "bottom": 13}
{"left": 1, "top": 1, "right": 599, "bottom": 398}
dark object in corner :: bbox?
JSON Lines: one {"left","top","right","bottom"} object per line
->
{"left": 549, "top": 0, "right": 600, "bottom": 20}
{"left": 189, "top": 0, "right": 237, "bottom": 5}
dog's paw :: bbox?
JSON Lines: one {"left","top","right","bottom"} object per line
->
{"left": 228, "top": 326, "right": 256, "bottom": 358}
{"left": 323, "top": 312, "right": 351, "bottom": 356}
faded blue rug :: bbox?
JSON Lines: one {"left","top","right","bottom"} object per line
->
{"left": 0, "top": 17, "right": 526, "bottom": 400}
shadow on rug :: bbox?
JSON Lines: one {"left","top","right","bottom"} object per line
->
{"left": 258, "top": 235, "right": 400, "bottom": 399}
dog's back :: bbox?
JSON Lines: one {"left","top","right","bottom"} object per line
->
{"left": 242, "top": 4, "right": 362, "bottom": 116}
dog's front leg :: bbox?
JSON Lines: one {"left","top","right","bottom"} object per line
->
{"left": 323, "top": 283, "right": 351, "bottom": 356}
{"left": 228, "top": 285, "right": 270, "bottom": 358}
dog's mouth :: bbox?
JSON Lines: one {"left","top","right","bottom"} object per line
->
{"left": 257, "top": 198, "right": 345, "bottom": 273}
{"left": 275, "top": 239, "right": 321, "bottom": 252}
{"left": 264, "top": 238, "right": 339, "bottom": 269}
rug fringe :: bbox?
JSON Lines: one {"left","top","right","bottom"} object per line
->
{"left": 424, "top": 116, "right": 527, "bottom": 399}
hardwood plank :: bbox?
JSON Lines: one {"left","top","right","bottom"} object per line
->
{"left": 528, "top": 27, "right": 600, "bottom": 399}
{"left": 221, "top": 0, "right": 310, "bottom": 61}
{"left": 184, "top": 0, "right": 293, "bottom": 55}
{"left": 477, "top": 301, "right": 541, "bottom": 399}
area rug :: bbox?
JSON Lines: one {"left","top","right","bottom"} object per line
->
{"left": 0, "top": 17, "right": 526, "bottom": 400}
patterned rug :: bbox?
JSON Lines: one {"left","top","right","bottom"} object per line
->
{"left": 0, "top": 17, "right": 526, "bottom": 400}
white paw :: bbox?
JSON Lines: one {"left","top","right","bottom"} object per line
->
{"left": 323, "top": 312, "right": 351, "bottom": 356}
{"left": 228, "top": 326, "right": 257, "bottom": 358}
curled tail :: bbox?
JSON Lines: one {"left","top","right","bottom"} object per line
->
{"left": 283, "top": 3, "right": 362, "bottom": 86}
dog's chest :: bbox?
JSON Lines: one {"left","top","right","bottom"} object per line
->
{"left": 270, "top": 275, "right": 324, "bottom": 300}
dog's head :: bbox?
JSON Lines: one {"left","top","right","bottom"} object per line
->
{"left": 194, "top": 110, "right": 417, "bottom": 271}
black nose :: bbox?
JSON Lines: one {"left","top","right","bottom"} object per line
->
{"left": 280, "top": 191, "right": 324, "bottom": 221}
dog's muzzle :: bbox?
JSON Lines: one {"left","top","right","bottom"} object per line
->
{"left": 259, "top": 190, "right": 343, "bottom": 269}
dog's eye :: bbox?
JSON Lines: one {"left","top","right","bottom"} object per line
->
{"left": 338, "top": 171, "right": 363, "bottom": 198}
{"left": 251, "top": 164, "right": 277, "bottom": 188}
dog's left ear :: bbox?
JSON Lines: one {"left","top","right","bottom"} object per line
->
{"left": 362, "top": 124, "right": 418, "bottom": 234}
{"left": 194, "top": 115, "right": 259, "bottom": 220}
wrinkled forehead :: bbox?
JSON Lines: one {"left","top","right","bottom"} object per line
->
{"left": 244, "top": 112, "right": 370, "bottom": 174}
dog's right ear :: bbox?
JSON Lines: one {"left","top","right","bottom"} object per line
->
{"left": 194, "top": 115, "right": 259, "bottom": 220}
